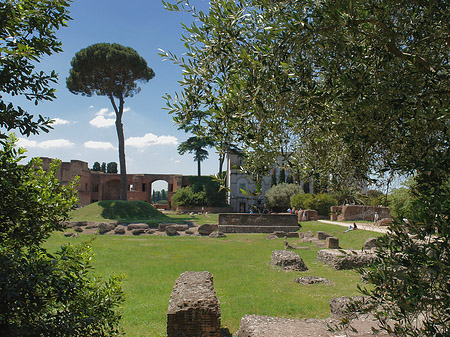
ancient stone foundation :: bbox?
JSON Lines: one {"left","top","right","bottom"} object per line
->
{"left": 297, "top": 209, "right": 318, "bottom": 222}
{"left": 167, "top": 271, "right": 221, "bottom": 337}
{"left": 317, "top": 249, "right": 376, "bottom": 270}
{"left": 330, "top": 205, "right": 390, "bottom": 221}
{"left": 218, "top": 214, "right": 299, "bottom": 233}
{"left": 271, "top": 250, "right": 308, "bottom": 271}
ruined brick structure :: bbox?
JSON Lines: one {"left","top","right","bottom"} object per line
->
{"left": 167, "top": 271, "right": 221, "bottom": 337}
{"left": 330, "top": 205, "right": 390, "bottom": 221}
{"left": 41, "top": 157, "right": 185, "bottom": 207}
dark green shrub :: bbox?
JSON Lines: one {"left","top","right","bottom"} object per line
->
{"left": 388, "top": 187, "right": 414, "bottom": 219}
{"left": 290, "top": 193, "right": 313, "bottom": 210}
{"left": 309, "top": 193, "right": 338, "bottom": 216}
{"left": 171, "top": 186, "right": 207, "bottom": 207}
{"left": 0, "top": 139, "right": 123, "bottom": 336}
{"left": 291, "top": 193, "right": 337, "bottom": 215}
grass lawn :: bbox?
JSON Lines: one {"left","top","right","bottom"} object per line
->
{"left": 69, "top": 201, "right": 218, "bottom": 226}
{"left": 46, "top": 218, "right": 382, "bottom": 336}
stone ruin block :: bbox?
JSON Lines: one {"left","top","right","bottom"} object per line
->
{"left": 294, "top": 276, "right": 334, "bottom": 285}
{"left": 329, "top": 296, "right": 372, "bottom": 317}
{"left": 166, "top": 226, "right": 178, "bottom": 236}
{"left": 236, "top": 315, "right": 326, "bottom": 337}
{"left": 158, "top": 223, "right": 189, "bottom": 232}
{"left": 298, "top": 209, "right": 318, "bottom": 222}
{"left": 325, "top": 237, "right": 339, "bottom": 249}
{"left": 114, "top": 225, "right": 126, "bottom": 234}
{"left": 271, "top": 250, "right": 308, "bottom": 271}
{"left": 317, "top": 249, "right": 376, "bottom": 270}
{"left": 316, "top": 231, "right": 332, "bottom": 240}
{"left": 167, "top": 271, "right": 221, "bottom": 337}
{"left": 362, "top": 237, "right": 378, "bottom": 251}
{"left": 127, "top": 223, "right": 150, "bottom": 231}
{"left": 198, "top": 223, "right": 219, "bottom": 235}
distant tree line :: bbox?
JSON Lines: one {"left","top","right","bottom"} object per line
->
{"left": 152, "top": 189, "right": 168, "bottom": 204}
{"left": 91, "top": 161, "right": 118, "bottom": 173}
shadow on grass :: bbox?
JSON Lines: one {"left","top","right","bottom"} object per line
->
{"left": 98, "top": 200, "right": 168, "bottom": 221}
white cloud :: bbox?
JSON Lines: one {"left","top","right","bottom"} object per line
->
{"left": 170, "top": 157, "right": 181, "bottom": 164}
{"left": 89, "top": 115, "right": 115, "bottom": 128}
{"left": 84, "top": 141, "right": 116, "bottom": 150}
{"left": 51, "top": 117, "right": 72, "bottom": 125}
{"left": 17, "top": 138, "right": 74, "bottom": 149}
{"left": 125, "top": 133, "right": 178, "bottom": 149}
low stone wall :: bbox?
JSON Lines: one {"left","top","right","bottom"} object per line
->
{"left": 298, "top": 209, "right": 318, "bottom": 222}
{"left": 176, "top": 206, "right": 233, "bottom": 214}
{"left": 330, "top": 205, "right": 390, "bottom": 221}
{"left": 167, "top": 271, "right": 221, "bottom": 337}
{"left": 218, "top": 213, "right": 299, "bottom": 233}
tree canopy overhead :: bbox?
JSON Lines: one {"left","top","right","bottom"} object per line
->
{"left": 0, "top": 0, "right": 71, "bottom": 140}
{"left": 67, "top": 43, "right": 154, "bottom": 99}
{"left": 165, "top": 1, "right": 450, "bottom": 335}
{"left": 67, "top": 43, "right": 155, "bottom": 200}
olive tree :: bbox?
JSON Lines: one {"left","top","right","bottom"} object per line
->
{"left": 165, "top": 0, "right": 450, "bottom": 335}
{"left": 67, "top": 43, "right": 155, "bottom": 200}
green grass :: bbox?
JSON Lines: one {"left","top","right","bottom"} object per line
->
{"left": 46, "top": 221, "right": 383, "bottom": 336}
{"left": 69, "top": 202, "right": 218, "bottom": 227}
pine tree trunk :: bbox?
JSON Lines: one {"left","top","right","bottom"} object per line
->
{"left": 110, "top": 95, "right": 127, "bottom": 201}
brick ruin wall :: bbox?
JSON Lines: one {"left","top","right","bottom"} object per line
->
{"left": 330, "top": 205, "right": 391, "bottom": 221}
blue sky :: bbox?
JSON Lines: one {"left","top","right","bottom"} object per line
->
{"left": 13, "top": 0, "right": 217, "bottom": 187}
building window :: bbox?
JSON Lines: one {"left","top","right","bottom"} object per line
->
{"left": 93, "top": 184, "right": 99, "bottom": 193}
{"left": 85, "top": 183, "right": 88, "bottom": 192}
{"left": 142, "top": 183, "right": 146, "bottom": 192}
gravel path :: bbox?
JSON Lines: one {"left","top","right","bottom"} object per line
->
{"left": 318, "top": 220, "right": 389, "bottom": 234}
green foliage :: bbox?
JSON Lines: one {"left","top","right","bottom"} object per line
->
{"left": 279, "top": 168, "right": 286, "bottom": 184}
{"left": 165, "top": 1, "right": 450, "bottom": 334}
{"left": 360, "top": 169, "right": 450, "bottom": 336}
{"left": 290, "top": 193, "right": 313, "bottom": 210}
{"left": 0, "top": 0, "right": 71, "bottom": 141}
{"left": 186, "top": 175, "right": 228, "bottom": 207}
{"left": 264, "top": 183, "right": 303, "bottom": 212}
{"left": 177, "top": 136, "right": 214, "bottom": 177}
{"left": 309, "top": 193, "right": 338, "bottom": 216}
{"left": 270, "top": 168, "right": 277, "bottom": 187}
{"left": 107, "top": 161, "right": 118, "bottom": 174}
{"left": 362, "top": 189, "right": 385, "bottom": 207}
{"left": 0, "top": 138, "right": 124, "bottom": 336}
{"left": 92, "top": 161, "right": 101, "bottom": 171}
{"left": 331, "top": 185, "right": 364, "bottom": 206}
{"left": 98, "top": 200, "right": 163, "bottom": 220}
{"left": 388, "top": 187, "right": 414, "bottom": 219}
{"left": 101, "top": 162, "right": 106, "bottom": 173}
{"left": 291, "top": 193, "right": 337, "bottom": 216}
{"left": 171, "top": 186, "right": 207, "bottom": 207}
{"left": 286, "top": 174, "right": 294, "bottom": 184}
{"left": 152, "top": 189, "right": 168, "bottom": 203}
{"left": 67, "top": 43, "right": 154, "bottom": 99}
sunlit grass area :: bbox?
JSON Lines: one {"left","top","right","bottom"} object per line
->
{"left": 46, "top": 219, "right": 383, "bottom": 336}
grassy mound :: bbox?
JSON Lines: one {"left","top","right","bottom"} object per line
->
{"left": 70, "top": 200, "right": 167, "bottom": 223}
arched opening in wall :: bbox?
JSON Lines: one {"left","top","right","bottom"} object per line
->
{"left": 151, "top": 180, "right": 169, "bottom": 210}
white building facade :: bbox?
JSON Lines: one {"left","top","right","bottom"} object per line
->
{"left": 226, "top": 151, "right": 313, "bottom": 212}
